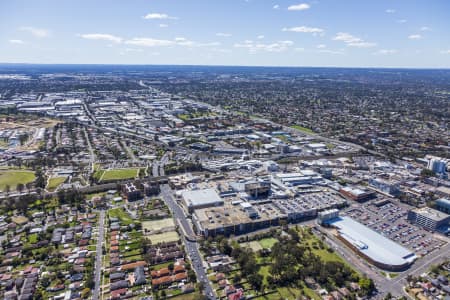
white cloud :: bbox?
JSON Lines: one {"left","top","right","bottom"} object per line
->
{"left": 347, "top": 42, "right": 377, "bottom": 48}
{"left": 420, "top": 26, "right": 431, "bottom": 31}
{"left": 125, "top": 38, "right": 175, "bottom": 47}
{"left": 333, "top": 32, "right": 376, "bottom": 48}
{"left": 143, "top": 13, "right": 177, "bottom": 20}
{"left": 282, "top": 26, "right": 324, "bottom": 35}
{"left": 9, "top": 39, "right": 25, "bottom": 44}
{"left": 19, "top": 26, "right": 49, "bottom": 38}
{"left": 397, "top": 19, "right": 407, "bottom": 23}
{"left": 333, "top": 32, "right": 360, "bottom": 43}
{"left": 374, "top": 49, "right": 398, "bottom": 55}
{"left": 288, "top": 3, "right": 310, "bottom": 11}
{"left": 408, "top": 34, "right": 422, "bottom": 40}
{"left": 257, "top": 35, "right": 265, "bottom": 39}
{"left": 318, "top": 49, "right": 344, "bottom": 55}
{"left": 125, "top": 37, "right": 219, "bottom": 48}
{"left": 234, "top": 40, "right": 294, "bottom": 53}
{"left": 385, "top": 9, "right": 396, "bottom": 13}
{"left": 295, "top": 47, "right": 305, "bottom": 52}
{"left": 216, "top": 33, "right": 232, "bottom": 37}
{"left": 440, "top": 50, "right": 450, "bottom": 54}
{"left": 316, "top": 44, "right": 326, "bottom": 49}
{"left": 124, "top": 48, "right": 144, "bottom": 52}
{"left": 79, "top": 33, "right": 123, "bottom": 43}
{"left": 159, "top": 24, "right": 168, "bottom": 28}
{"left": 273, "top": 4, "right": 280, "bottom": 9}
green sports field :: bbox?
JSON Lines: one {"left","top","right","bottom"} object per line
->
{"left": 0, "top": 170, "right": 35, "bottom": 191}
{"left": 99, "top": 168, "right": 140, "bottom": 181}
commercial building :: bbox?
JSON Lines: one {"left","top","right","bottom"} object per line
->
{"left": 318, "top": 209, "right": 339, "bottom": 225}
{"left": 329, "top": 216, "right": 416, "bottom": 271}
{"left": 339, "top": 186, "right": 375, "bottom": 202}
{"left": 181, "top": 188, "right": 224, "bottom": 212}
{"left": 192, "top": 204, "right": 283, "bottom": 237}
{"left": 407, "top": 207, "right": 450, "bottom": 231}
{"left": 435, "top": 198, "right": 450, "bottom": 214}
{"left": 428, "top": 157, "right": 447, "bottom": 175}
{"left": 274, "top": 171, "right": 323, "bottom": 186}
{"left": 369, "top": 178, "right": 401, "bottom": 197}
{"left": 229, "top": 178, "right": 271, "bottom": 198}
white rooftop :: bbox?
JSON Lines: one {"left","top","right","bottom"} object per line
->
{"left": 182, "top": 188, "right": 224, "bottom": 208}
{"left": 330, "top": 216, "right": 416, "bottom": 267}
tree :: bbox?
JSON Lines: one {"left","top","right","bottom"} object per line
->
{"left": 168, "top": 263, "right": 174, "bottom": 272}
{"left": 16, "top": 183, "right": 25, "bottom": 194}
{"left": 358, "top": 276, "right": 375, "bottom": 294}
{"left": 248, "top": 273, "right": 263, "bottom": 291}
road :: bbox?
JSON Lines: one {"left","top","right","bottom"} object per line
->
{"left": 83, "top": 127, "right": 96, "bottom": 173}
{"left": 120, "top": 140, "right": 138, "bottom": 163}
{"left": 160, "top": 184, "right": 217, "bottom": 299}
{"left": 92, "top": 210, "right": 105, "bottom": 300}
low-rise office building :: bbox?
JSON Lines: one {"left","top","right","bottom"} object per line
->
{"left": 407, "top": 207, "right": 450, "bottom": 232}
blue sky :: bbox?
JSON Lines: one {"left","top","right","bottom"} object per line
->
{"left": 1, "top": 0, "right": 450, "bottom": 67}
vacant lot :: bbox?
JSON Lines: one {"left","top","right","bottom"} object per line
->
{"left": 149, "top": 231, "right": 179, "bottom": 244}
{"left": 0, "top": 170, "right": 35, "bottom": 191}
{"left": 47, "top": 176, "right": 66, "bottom": 191}
{"left": 142, "top": 218, "right": 175, "bottom": 234}
{"left": 109, "top": 208, "right": 134, "bottom": 225}
{"left": 100, "top": 168, "right": 139, "bottom": 181}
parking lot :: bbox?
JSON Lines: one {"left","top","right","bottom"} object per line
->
{"left": 342, "top": 199, "right": 447, "bottom": 257}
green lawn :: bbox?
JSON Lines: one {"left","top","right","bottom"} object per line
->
{"left": 100, "top": 168, "right": 139, "bottom": 181}
{"left": 290, "top": 125, "right": 314, "bottom": 134}
{"left": 108, "top": 208, "right": 133, "bottom": 225}
{"left": 46, "top": 176, "right": 66, "bottom": 191}
{"left": 28, "top": 233, "right": 38, "bottom": 244}
{"left": 0, "top": 170, "right": 35, "bottom": 191}
{"left": 259, "top": 238, "right": 278, "bottom": 249}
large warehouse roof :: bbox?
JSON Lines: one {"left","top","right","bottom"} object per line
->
{"left": 330, "top": 216, "right": 416, "bottom": 268}
{"left": 182, "top": 188, "right": 224, "bottom": 208}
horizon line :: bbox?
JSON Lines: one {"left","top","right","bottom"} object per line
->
{"left": 1, "top": 62, "right": 450, "bottom": 71}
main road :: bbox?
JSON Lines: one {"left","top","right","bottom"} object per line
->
{"left": 92, "top": 210, "right": 105, "bottom": 300}
{"left": 160, "top": 184, "right": 217, "bottom": 299}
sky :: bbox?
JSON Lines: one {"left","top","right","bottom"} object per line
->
{"left": 1, "top": 0, "right": 450, "bottom": 68}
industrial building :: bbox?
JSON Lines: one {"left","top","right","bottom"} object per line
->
{"left": 181, "top": 188, "right": 224, "bottom": 212}
{"left": 407, "top": 207, "right": 450, "bottom": 232}
{"left": 329, "top": 216, "right": 416, "bottom": 271}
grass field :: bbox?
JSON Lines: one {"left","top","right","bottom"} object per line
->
{"left": 259, "top": 238, "right": 278, "bottom": 249}
{"left": 28, "top": 233, "right": 38, "bottom": 244}
{"left": 149, "top": 231, "right": 179, "bottom": 244}
{"left": 100, "top": 168, "right": 139, "bottom": 181}
{"left": 290, "top": 125, "right": 314, "bottom": 134}
{"left": 109, "top": 208, "right": 134, "bottom": 225}
{"left": 0, "top": 170, "right": 35, "bottom": 191}
{"left": 46, "top": 176, "right": 66, "bottom": 191}
{"left": 246, "top": 241, "right": 263, "bottom": 252}
{"left": 142, "top": 218, "right": 175, "bottom": 234}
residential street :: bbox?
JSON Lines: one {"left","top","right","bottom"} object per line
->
{"left": 92, "top": 210, "right": 105, "bottom": 300}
